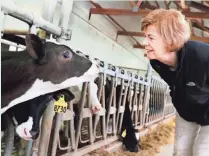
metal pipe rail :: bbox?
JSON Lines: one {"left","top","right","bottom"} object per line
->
{"left": 1, "top": 39, "right": 25, "bottom": 50}
{"left": 1, "top": 2, "right": 62, "bottom": 37}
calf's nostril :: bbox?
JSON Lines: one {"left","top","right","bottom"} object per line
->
{"left": 30, "top": 130, "right": 40, "bottom": 140}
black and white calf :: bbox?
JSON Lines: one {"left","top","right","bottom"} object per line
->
{"left": 1, "top": 33, "right": 102, "bottom": 140}
{"left": 1, "top": 34, "right": 100, "bottom": 114}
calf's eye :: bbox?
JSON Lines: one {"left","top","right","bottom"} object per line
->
{"left": 62, "top": 51, "right": 72, "bottom": 59}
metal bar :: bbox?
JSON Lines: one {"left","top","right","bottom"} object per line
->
{"left": 69, "top": 101, "right": 76, "bottom": 151}
{"left": 145, "top": 117, "right": 164, "bottom": 127}
{"left": 87, "top": 84, "right": 94, "bottom": 144}
{"left": 102, "top": 85, "right": 106, "bottom": 139}
{"left": 1, "top": 1, "right": 62, "bottom": 37}
{"left": 61, "top": 136, "right": 118, "bottom": 156}
{"left": 2, "top": 34, "right": 26, "bottom": 46}
{"left": 75, "top": 83, "right": 88, "bottom": 150}
{"left": 31, "top": 132, "right": 41, "bottom": 156}
{"left": 38, "top": 101, "right": 55, "bottom": 156}
{"left": 26, "top": 141, "right": 33, "bottom": 156}
{"left": 3, "top": 29, "right": 29, "bottom": 35}
{"left": 51, "top": 114, "right": 62, "bottom": 156}
{"left": 56, "top": 0, "right": 73, "bottom": 42}
{"left": 115, "top": 79, "right": 124, "bottom": 133}
{"left": 93, "top": 75, "right": 103, "bottom": 139}
{"left": 1, "top": 11, "right": 7, "bottom": 36}
{"left": 105, "top": 78, "right": 114, "bottom": 136}
{"left": 42, "top": 0, "right": 58, "bottom": 23}
{"left": 1, "top": 39, "right": 25, "bottom": 49}
{"left": 112, "top": 88, "right": 116, "bottom": 136}
{"left": 118, "top": 84, "right": 129, "bottom": 132}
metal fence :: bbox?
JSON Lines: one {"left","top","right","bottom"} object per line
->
{"left": 1, "top": 1, "right": 176, "bottom": 156}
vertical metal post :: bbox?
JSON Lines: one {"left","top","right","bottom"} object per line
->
{"left": 42, "top": 0, "right": 58, "bottom": 23}
{"left": 118, "top": 83, "right": 129, "bottom": 132}
{"left": 51, "top": 114, "right": 62, "bottom": 156}
{"left": 105, "top": 78, "right": 114, "bottom": 136}
{"left": 115, "top": 79, "right": 124, "bottom": 133}
{"left": 142, "top": 62, "right": 152, "bottom": 126}
{"left": 0, "top": 11, "right": 7, "bottom": 37}
{"left": 50, "top": 0, "right": 74, "bottom": 154}
{"left": 112, "top": 87, "right": 116, "bottom": 136}
{"left": 102, "top": 85, "right": 106, "bottom": 139}
{"left": 68, "top": 101, "right": 75, "bottom": 152}
{"left": 56, "top": 0, "right": 73, "bottom": 43}
{"left": 87, "top": 84, "right": 94, "bottom": 144}
{"left": 38, "top": 101, "right": 55, "bottom": 156}
{"left": 75, "top": 83, "right": 88, "bottom": 150}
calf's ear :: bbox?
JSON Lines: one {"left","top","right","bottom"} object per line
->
{"left": 25, "top": 34, "right": 45, "bottom": 60}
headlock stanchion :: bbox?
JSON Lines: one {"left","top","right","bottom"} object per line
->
{"left": 1, "top": 1, "right": 176, "bottom": 155}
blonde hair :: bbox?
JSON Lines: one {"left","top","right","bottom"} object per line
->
{"left": 141, "top": 9, "right": 191, "bottom": 52}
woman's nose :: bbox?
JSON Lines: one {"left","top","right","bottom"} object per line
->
{"left": 142, "top": 38, "right": 148, "bottom": 46}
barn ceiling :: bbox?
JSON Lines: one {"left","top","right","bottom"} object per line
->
{"left": 88, "top": 0, "right": 209, "bottom": 49}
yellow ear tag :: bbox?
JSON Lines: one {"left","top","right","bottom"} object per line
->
{"left": 54, "top": 95, "right": 67, "bottom": 113}
{"left": 121, "top": 129, "right": 127, "bottom": 138}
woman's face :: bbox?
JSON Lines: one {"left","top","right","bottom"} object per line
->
{"left": 143, "top": 25, "right": 168, "bottom": 60}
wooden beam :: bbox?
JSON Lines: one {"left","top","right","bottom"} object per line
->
{"left": 117, "top": 31, "right": 144, "bottom": 37}
{"left": 186, "top": 1, "right": 209, "bottom": 12}
{"left": 133, "top": 44, "right": 145, "bottom": 49}
{"left": 191, "top": 20, "right": 209, "bottom": 34}
{"left": 141, "top": 1, "right": 157, "bottom": 10}
{"left": 90, "top": 8, "right": 209, "bottom": 19}
{"left": 90, "top": 8, "right": 149, "bottom": 16}
{"left": 190, "top": 36, "right": 209, "bottom": 43}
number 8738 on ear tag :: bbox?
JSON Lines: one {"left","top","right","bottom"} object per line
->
{"left": 54, "top": 94, "right": 67, "bottom": 113}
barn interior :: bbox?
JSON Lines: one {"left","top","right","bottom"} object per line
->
{"left": 1, "top": 0, "right": 209, "bottom": 156}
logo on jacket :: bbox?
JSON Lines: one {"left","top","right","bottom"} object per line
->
{"left": 186, "top": 82, "right": 196, "bottom": 86}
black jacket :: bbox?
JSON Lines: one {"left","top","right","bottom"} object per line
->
{"left": 150, "top": 40, "right": 209, "bottom": 126}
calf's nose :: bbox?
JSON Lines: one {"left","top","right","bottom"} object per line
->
{"left": 30, "top": 130, "right": 40, "bottom": 140}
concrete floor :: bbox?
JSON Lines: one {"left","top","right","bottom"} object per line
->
{"left": 158, "top": 144, "right": 174, "bottom": 156}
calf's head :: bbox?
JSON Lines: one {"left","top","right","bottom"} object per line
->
{"left": 26, "top": 34, "right": 97, "bottom": 83}
{"left": 2, "top": 34, "right": 100, "bottom": 114}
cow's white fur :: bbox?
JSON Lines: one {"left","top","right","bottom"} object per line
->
{"left": 16, "top": 116, "right": 33, "bottom": 140}
{"left": 69, "top": 81, "right": 101, "bottom": 113}
{"left": 1, "top": 63, "right": 100, "bottom": 114}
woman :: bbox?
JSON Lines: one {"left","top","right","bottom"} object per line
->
{"left": 141, "top": 9, "right": 209, "bottom": 156}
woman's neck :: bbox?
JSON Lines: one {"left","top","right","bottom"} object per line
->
{"left": 158, "top": 52, "right": 178, "bottom": 69}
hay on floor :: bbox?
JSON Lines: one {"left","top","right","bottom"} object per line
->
{"left": 86, "top": 118, "right": 176, "bottom": 156}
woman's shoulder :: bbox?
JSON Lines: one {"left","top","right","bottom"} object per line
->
{"left": 184, "top": 40, "right": 209, "bottom": 60}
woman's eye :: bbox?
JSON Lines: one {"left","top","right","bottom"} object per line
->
{"left": 62, "top": 51, "right": 72, "bottom": 59}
